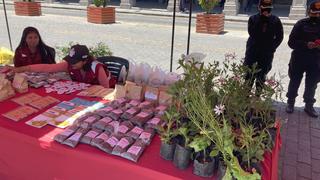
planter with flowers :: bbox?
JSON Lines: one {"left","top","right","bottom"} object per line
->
{"left": 196, "top": 0, "right": 224, "bottom": 34}
{"left": 87, "top": 0, "right": 115, "bottom": 24}
{"left": 14, "top": 0, "right": 41, "bottom": 16}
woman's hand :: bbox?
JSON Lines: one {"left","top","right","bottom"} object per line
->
{"left": 13, "top": 66, "right": 30, "bottom": 73}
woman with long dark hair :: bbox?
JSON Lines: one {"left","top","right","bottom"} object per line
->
{"left": 14, "top": 26, "right": 56, "bottom": 67}
{"left": 14, "top": 44, "right": 116, "bottom": 88}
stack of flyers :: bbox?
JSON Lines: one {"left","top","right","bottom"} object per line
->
{"left": 65, "top": 106, "right": 88, "bottom": 118}
{"left": 77, "top": 85, "right": 114, "bottom": 99}
{"left": 77, "top": 85, "right": 104, "bottom": 96}
{"left": 28, "top": 96, "right": 60, "bottom": 110}
{"left": 11, "top": 93, "right": 42, "bottom": 105}
{"left": 44, "top": 81, "right": 90, "bottom": 94}
{"left": 69, "top": 98, "right": 97, "bottom": 107}
{"left": 2, "top": 106, "right": 38, "bottom": 121}
{"left": 25, "top": 114, "right": 53, "bottom": 128}
{"left": 56, "top": 101, "right": 76, "bottom": 110}
{"left": 48, "top": 114, "right": 77, "bottom": 128}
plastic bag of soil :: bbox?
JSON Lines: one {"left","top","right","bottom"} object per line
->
{"left": 90, "top": 131, "right": 111, "bottom": 148}
{"left": 116, "top": 121, "right": 134, "bottom": 136}
{"left": 126, "top": 126, "right": 144, "bottom": 139}
{"left": 145, "top": 116, "right": 163, "bottom": 130}
{"left": 138, "top": 101, "right": 154, "bottom": 109}
{"left": 155, "top": 105, "right": 168, "bottom": 116}
{"left": 73, "top": 112, "right": 94, "bottom": 127}
{"left": 108, "top": 109, "right": 124, "bottom": 121}
{"left": 110, "top": 97, "right": 128, "bottom": 109}
{"left": 121, "top": 107, "right": 141, "bottom": 120}
{"left": 95, "top": 106, "right": 114, "bottom": 117}
{"left": 79, "top": 115, "right": 101, "bottom": 129}
{"left": 99, "top": 134, "right": 123, "bottom": 154}
{"left": 92, "top": 117, "right": 113, "bottom": 130}
{"left": 112, "top": 137, "right": 135, "bottom": 156}
{"left": 62, "top": 128, "right": 89, "bottom": 148}
{"left": 130, "top": 111, "right": 154, "bottom": 127}
{"left": 53, "top": 125, "right": 78, "bottom": 143}
{"left": 125, "top": 99, "right": 141, "bottom": 109}
{"left": 121, "top": 140, "right": 147, "bottom": 163}
{"left": 104, "top": 120, "right": 120, "bottom": 133}
{"left": 80, "top": 128, "right": 103, "bottom": 144}
{"left": 138, "top": 128, "right": 155, "bottom": 145}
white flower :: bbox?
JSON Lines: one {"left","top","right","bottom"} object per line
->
{"left": 214, "top": 104, "right": 225, "bottom": 116}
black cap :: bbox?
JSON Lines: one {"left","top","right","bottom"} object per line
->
{"left": 309, "top": 0, "right": 320, "bottom": 13}
{"left": 64, "top": 44, "right": 90, "bottom": 65}
{"left": 259, "top": 0, "right": 273, "bottom": 8}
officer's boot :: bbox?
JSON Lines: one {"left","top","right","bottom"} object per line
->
{"left": 304, "top": 103, "right": 319, "bottom": 118}
{"left": 286, "top": 99, "right": 295, "bottom": 114}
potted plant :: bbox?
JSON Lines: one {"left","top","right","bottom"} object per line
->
{"left": 196, "top": 0, "right": 224, "bottom": 34}
{"left": 172, "top": 125, "right": 194, "bottom": 170}
{"left": 158, "top": 106, "right": 179, "bottom": 161}
{"left": 189, "top": 135, "right": 215, "bottom": 177}
{"left": 56, "top": 42, "right": 113, "bottom": 60}
{"left": 87, "top": 0, "right": 115, "bottom": 24}
{"left": 14, "top": 0, "right": 41, "bottom": 16}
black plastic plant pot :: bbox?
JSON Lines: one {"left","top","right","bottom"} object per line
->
{"left": 217, "top": 161, "right": 227, "bottom": 179}
{"left": 193, "top": 158, "right": 215, "bottom": 177}
{"left": 160, "top": 141, "right": 176, "bottom": 161}
{"left": 173, "top": 144, "right": 192, "bottom": 169}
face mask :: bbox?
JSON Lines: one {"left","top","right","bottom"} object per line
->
{"left": 260, "top": 8, "right": 272, "bottom": 14}
{"left": 309, "top": 16, "right": 320, "bottom": 23}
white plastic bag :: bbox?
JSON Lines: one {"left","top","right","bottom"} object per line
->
{"left": 127, "top": 59, "right": 136, "bottom": 82}
{"left": 118, "top": 66, "right": 128, "bottom": 83}
{"left": 164, "top": 72, "right": 181, "bottom": 85}
{"left": 148, "top": 66, "right": 165, "bottom": 87}
{"left": 183, "top": 52, "right": 206, "bottom": 63}
{"left": 134, "top": 63, "right": 151, "bottom": 84}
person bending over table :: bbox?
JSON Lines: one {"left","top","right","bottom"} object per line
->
{"left": 14, "top": 26, "right": 56, "bottom": 67}
{"left": 14, "top": 44, "right": 116, "bottom": 88}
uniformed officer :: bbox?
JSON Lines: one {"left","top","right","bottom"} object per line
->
{"left": 286, "top": 0, "right": 320, "bottom": 118}
{"left": 244, "top": 0, "right": 284, "bottom": 95}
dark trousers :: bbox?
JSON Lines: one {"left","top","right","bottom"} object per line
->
{"left": 244, "top": 53, "right": 274, "bottom": 93}
{"left": 286, "top": 60, "right": 320, "bottom": 105}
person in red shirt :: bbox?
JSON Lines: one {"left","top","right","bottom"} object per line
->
{"left": 14, "top": 26, "right": 56, "bottom": 67}
{"left": 14, "top": 44, "right": 116, "bottom": 88}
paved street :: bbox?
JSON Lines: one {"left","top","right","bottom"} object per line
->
{"left": 0, "top": 5, "right": 320, "bottom": 180}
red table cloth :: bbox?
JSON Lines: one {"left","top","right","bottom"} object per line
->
{"left": 0, "top": 87, "right": 281, "bottom": 180}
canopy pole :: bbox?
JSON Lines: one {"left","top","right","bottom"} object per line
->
{"left": 169, "top": 0, "right": 177, "bottom": 72}
{"left": 186, "top": 0, "right": 193, "bottom": 55}
{"left": 2, "top": 0, "right": 13, "bottom": 51}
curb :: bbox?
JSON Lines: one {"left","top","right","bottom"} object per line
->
{"left": 1, "top": 1, "right": 297, "bottom": 25}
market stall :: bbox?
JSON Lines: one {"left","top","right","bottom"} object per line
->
{"left": 0, "top": 55, "right": 282, "bottom": 180}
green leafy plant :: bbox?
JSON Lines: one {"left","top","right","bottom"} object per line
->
{"left": 158, "top": 106, "right": 180, "bottom": 144}
{"left": 165, "top": 53, "right": 283, "bottom": 178}
{"left": 93, "top": 0, "right": 108, "bottom": 7}
{"left": 56, "top": 42, "right": 112, "bottom": 61}
{"left": 184, "top": 86, "right": 260, "bottom": 180}
{"left": 189, "top": 135, "right": 212, "bottom": 162}
{"left": 198, "top": 0, "right": 219, "bottom": 14}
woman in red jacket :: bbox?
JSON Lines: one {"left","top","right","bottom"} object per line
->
{"left": 14, "top": 44, "right": 116, "bottom": 88}
{"left": 14, "top": 26, "right": 56, "bottom": 67}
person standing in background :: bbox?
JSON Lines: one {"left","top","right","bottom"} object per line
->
{"left": 243, "top": 0, "right": 284, "bottom": 95}
{"left": 285, "top": 0, "right": 320, "bottom": 118}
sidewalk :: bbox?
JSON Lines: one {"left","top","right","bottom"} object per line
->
{"left": 1, "top": 0, "right": 298, "bottom": 25}
{"left": 277, "top": 103, "right": 320, "bottom": 180}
